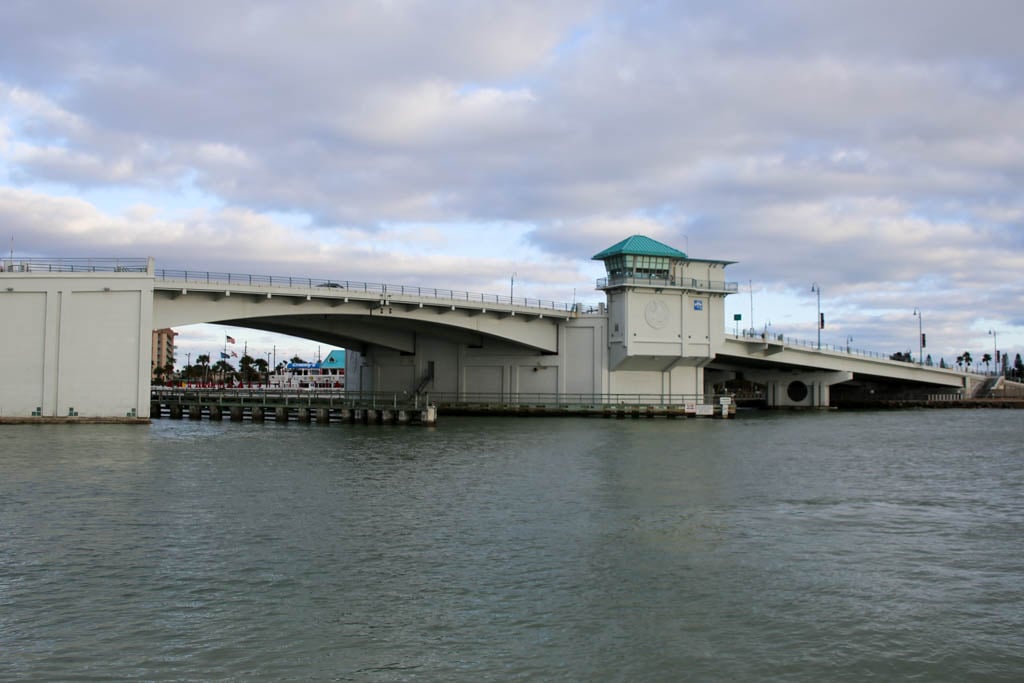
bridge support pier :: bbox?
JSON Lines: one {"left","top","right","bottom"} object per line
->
{"left": 746, "top": 370, "right": 853, "bottom": 408}
{"left": 275, "top": 406, "right": 289, "bottom": 422}
{"left": 230, "top": 406, "right": 244, "bottom": 421}
{"left": 297, "top": 407, "right": 311, "bottom": 423}
{"left": 189, "top": 404, "right": 203, "bottom": 420}
{"left": 169, "top": 404, "right": 183, "bottom": 419}
{"left": 397, "top": 410, "right": 410, "bottom": 425}
{"left": 251, "top": 406, "right": 266, "bottom": 422}
{"left": 209, "top": 405, "right": 223, "bottom": 421}
{"left": 316, "top": 408, "right": 331, "bottom": 423}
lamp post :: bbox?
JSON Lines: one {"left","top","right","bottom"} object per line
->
{"left": 749, "top": 280, "right": 754, "bottom": 334}
{"left": 846, "top": 335, "right": 854, "bottom": 353}
{"left": 989, "top": 329, "right": 998, "bottom": 376}
{"left": 510, "top": 272, "right": 516, "bottom": 304}
{"left": 913, "top": 308, "right": 924, "bottom": 366}
{"left": 811, "top": 283, "right": 822, "bottom": 349}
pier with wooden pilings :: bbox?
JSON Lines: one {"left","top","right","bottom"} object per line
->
{"left": 429, "top": 392, "right": 736, "bottom": 418}
{"left": 151, "top": 388, "right": 736, "bottom": 424}
{"left": 151, "top": 388, "right": 438, "bottom": 426}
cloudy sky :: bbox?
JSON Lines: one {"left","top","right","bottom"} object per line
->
{"left": 2, "top": 0, "right": 1022, "bottom": 367}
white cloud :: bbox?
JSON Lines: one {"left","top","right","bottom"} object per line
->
{"left": 1, "top": 1, "right": 1023, "bottom": 358}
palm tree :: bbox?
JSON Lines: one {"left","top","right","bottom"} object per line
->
{"left": 982, "top": 352, "right": 992, "bottom": 375}
{"left": 196, "top": 354, "right": 211, "bottom": 382}
{"left": 254, "top": 357, "right": 269, "bottom": 383}
{"left": 239, "top": 354, "right": 257, "bottom": 381}
{"left": 962, "top": 351, "right": 973, "bottom": 372}
{"left": 212, "top": 359, "right": 234, "bottom": 383}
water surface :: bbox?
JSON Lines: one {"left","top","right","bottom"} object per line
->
{"left": 2, "top": 410, "right": 1022, "bottom": 680}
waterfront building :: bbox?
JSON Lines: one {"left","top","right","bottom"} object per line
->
{"left": 269, "top": 349, "right": 345, "bottom": 389}
{"left": 151, "top": 328, "right": 178, "bottom": 379}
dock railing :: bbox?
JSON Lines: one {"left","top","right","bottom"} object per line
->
{"left": 153, "top": 386, "right": 731, "bottom": 409}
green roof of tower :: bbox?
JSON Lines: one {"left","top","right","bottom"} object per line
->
{"left": 592, "top": 235, "right": 687, "bottom": 260}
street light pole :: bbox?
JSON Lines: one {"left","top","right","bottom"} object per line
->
{"left": 913, "top": 308, "right": 923, "bottom": 365}
{"left": 989, "top": 329, "right": 998, "bottom": 376}
{"left": 510, "top": 272, "right": 516, "bottom": 304}
{"left": 811, "top": 283, "right": 821, "bottom": 349}
{"left": 749, "top": 280, "right": 754, "bottom": 334}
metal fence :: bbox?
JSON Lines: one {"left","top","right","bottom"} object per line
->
{"left": 0, "top": 257, "right": 150, "bottom": 273}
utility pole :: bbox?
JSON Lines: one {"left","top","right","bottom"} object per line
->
{"left": 811, "top": 283, "right": 822, "bottom": 349}
{"left": 749, "top": 280, "right": 754, "bottom": 335}
{"left": 913, "top": 308, "right": 924, "bottom": 365}
{"left": 989, "top": 329, "right": 998, "bottom": 376}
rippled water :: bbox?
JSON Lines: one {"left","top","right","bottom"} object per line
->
{"left": 2, "top": 410, "right": 1023, "bottom": 681}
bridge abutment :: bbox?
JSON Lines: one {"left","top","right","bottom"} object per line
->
{"left": 0, "top": 262, "right": 155, "bottom": 419}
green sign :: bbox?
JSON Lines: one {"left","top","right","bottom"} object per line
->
{"left": 733, "top": 314, "right": 742, "bottom": 320}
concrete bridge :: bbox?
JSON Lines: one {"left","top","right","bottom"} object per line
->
{"left": 151, "top": 267, "right": 572, "bottom": 355}
{"left": 0, "top": 241, "right": 969, "bottom": 420}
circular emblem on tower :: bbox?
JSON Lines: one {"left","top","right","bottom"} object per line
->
{"left": 644, "top": 299, "right": 669, "bottom": 329}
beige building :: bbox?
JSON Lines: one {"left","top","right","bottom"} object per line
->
{"left": 152, "top": 327, "right": 178, "bottom": 379}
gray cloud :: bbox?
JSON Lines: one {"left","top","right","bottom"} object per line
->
{"left": 1, "top": 0, "right": 1022, "bottom": 358}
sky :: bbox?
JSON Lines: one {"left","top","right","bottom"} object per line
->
{"left": 1, "top": 0, "right": 1022, "bottom": 370}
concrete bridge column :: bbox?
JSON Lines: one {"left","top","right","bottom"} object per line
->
{"left": 209, "top": 405, "right": 223, "bottom": 421}
{"left": 169, "top": 404, "right": 183, "bottom": 419}
{"left": 230, "top": 406, "right": 244, "bottom": 421}
{"left": 316, "top": 408, "right": 331, "bottom": 423}
{"left": 748, "top": 370, "right": 853, "bottom": 408}
{"left": 189, "top": 404, "right": 203, "bottom": 420}
{"left": 275, "top": 406, "right": 290, "bottom": 422}
{"left": 297, "top": 407, "right": 311, "bottom": 423}
{"left": 251, "top": 406, "right": 265, "bottom": 422}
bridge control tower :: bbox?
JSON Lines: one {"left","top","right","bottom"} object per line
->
{"left": 593, "top": 235, "right": 737, "bottom": 372}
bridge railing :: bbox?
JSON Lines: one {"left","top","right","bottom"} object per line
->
{"left": 152, "top": 386, "right": 729, "bottom": 406}
{"left": 598, "top": 275, "right": 739, "bottom": 292}
{"left": 423, "top": 391, "right": 727, "bottom": 406}
{"left": 727, "top": 328, "right": 957, "bottom": 368}
{"left": 155, "top": 268, "right": 584, "bottom": 313}
{"left": 1, "top": 257, "right": 150, "bottom": 273}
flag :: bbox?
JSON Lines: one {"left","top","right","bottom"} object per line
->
{"left": 220, "top": 352, "right": 230, "bottom": 359}
{"left": 226, "top": 335, "right": 236, "bottom": 344}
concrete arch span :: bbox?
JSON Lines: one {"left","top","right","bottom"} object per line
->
{"left": 152, "top": 282, "right": 565, "bottom": 353}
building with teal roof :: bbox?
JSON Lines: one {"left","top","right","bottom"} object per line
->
{"left": 589, "top": 235, "right": 737, "bottom": 378}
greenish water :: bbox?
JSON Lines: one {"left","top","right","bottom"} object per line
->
{"left": 2, "top": 410, "right": 1022, "bottom": 681}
